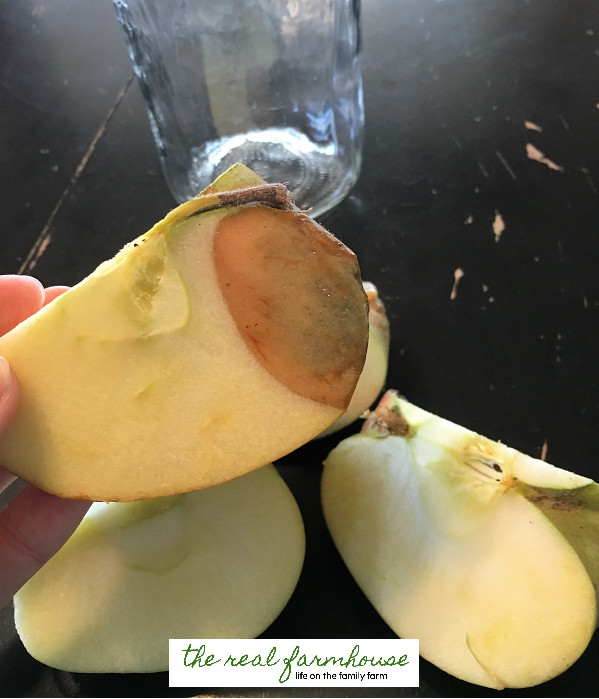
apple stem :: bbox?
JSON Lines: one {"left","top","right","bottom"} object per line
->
{"left": 215, "top": 184, "right": 296, "bottom": 212}
{"left": 361, "top": 389, "right": 411, "bottom": 437}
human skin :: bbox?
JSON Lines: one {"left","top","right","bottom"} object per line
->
{"left": 0, "top": 275, "right": 91, "bottom": 609}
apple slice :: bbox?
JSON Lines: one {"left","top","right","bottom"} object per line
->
{"left": 317, "top": 282, "right": 389, "bottom": 438}
{"left": 14, "top": 464, "right": 304, "bottom": 673}
{"left": 321, "top": 391, "right": 597, "bottom": 689}
{"left": 0, "top": 164, "right": 368, "bottom": 501}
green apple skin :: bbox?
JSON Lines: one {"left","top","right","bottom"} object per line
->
{"left": 318, "top": 282, "right": 390, "bottom": 438}
{"left": 321, "top": 391, "right": 597, "bottom": 689}
{"left": 14, "top": 464, "right": 305, "bottom": 673}
{"left": 519, "top": 479, "right": 599, "bottom": 605}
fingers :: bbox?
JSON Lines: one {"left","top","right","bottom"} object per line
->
{"left": 0, "top": 274, "right": 64, "bottom": 439}
{"left": 0, "top": 274, "right": 87, "bottom": 608}
{"left": 0, "top": 325, "right": 20, "bottom": 494}
{"left": 0, "top": 276, "right": 69, "bottom": 337}
{"left": 0, "top": 356, "right": 18, "bottom": 436}
{"left": 0, "top": 275, "right": 45, "bottom": 336}
{"left": 42, "top": 286, "right": 69, "bottom": 306}
{"left": 0, "top": 356, "right": 20, "bottom": 500}
{"left": 0, "top": 486, "right": 91, "bottom": 608}
{"left": 0, "top": 466, "right": 17, "bottom": 492}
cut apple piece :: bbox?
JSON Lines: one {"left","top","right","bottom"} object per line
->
{"left": 322, "top": 391, "right": 597, "bottom": 689}
{"left": 0, "top": 165, "right": 368, "bottom": 501}
{"left": 14, "top": 464, "right": 305, "bottom": 673}
{"left": 317, "top": 282, "right": 390, "bottom": 438}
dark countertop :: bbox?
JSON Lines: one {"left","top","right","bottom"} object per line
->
{"left": 1, "top": 0, "right": 599, "bottom": 696}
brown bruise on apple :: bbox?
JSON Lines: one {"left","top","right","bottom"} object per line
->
{"left": 213, "top": 205, "right": 369, "bottom": 410}
{"left": 0, "top": 170, "right": 370, "bottom": 501}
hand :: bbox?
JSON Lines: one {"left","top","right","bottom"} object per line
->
{"left": 0, "top": 275, "right": 91, "bottom": 609}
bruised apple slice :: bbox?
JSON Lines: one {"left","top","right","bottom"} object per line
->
{"left": 14, "top": 464, "right": 305, "bottom": 673}
{"left": 318, "top": 282, "right": 389, "bottom": 438}
{"left": 0, "top": 165, "right": 368, "bottom": 501}
{"left": 321, "top": 391, "right": 597, "bottom": 689}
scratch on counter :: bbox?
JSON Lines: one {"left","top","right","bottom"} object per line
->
{"left": 526, "top": 143, "right": 564, "bottom": 172}
{"left": 559, "top": 115, "right": 572, "bottom": 135}
{"left": 580, "top": 166, "right": 597, "bottom": 194}
{"left": 19, "top": 77, "right": 134, "bottom": 274}
{"left": 540, "top": 439, "right": 548, "bottom": 461}
{"left": 450, "top": 268, "right": 464, "bottom": 300}
{"left": 524, "top": 120, "right": 543, "bottom": 132}
{"left": 496, "top": 150, "right": 517, "bottom": 180}
{"left": 453, "top": 135, "right": 463, "bottom": 148}
{"left": 492, "top": 210, "right": 505, "bottom": 242}
{"left": 477, "top": 161, "right": 489, "bottom": 178}
{"left": 583, "top": 295, "right": 589, "bottom": 308}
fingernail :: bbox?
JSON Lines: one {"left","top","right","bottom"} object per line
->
{"left": 0, "top": 356, "right": 11, "bottom": 396}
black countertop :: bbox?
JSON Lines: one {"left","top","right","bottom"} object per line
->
{"left": 2, "top": 0, "right": 599, "bottom": 696}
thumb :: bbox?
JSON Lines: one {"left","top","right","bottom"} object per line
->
{"left": 0, "top": 356, "right": 18, "bottom": 435}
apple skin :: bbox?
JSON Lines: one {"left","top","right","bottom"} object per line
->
{"left": 0, "top": 165, "right": 369, "bottom": 501}
{"left": 321, "top": 390, "right": 597, "bottom": 689}
{"left": 14, "top": 464, "right": 305, "bottom": 673}
{"left": 317, "top": 282, "right": 390, "bottom": 438}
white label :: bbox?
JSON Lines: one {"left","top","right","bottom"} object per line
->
{"left": 169, "top": 638, "right": 419, "bottom": 688}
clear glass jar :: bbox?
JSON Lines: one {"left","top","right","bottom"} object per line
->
{"left": 113, "top": 0, "right": 363, "bottom": 217}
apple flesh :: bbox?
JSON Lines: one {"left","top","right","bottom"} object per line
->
{"left": 321, "top": 390, "right": 598, "bottom": 689}
{"left": 0, "top": 164, "right": 368, "bottom": 501}
{"left": 317, "top": 282, "right": 389, "bottom": 438}
{"left": 14, "top": 464, "right": 305, "bottom": 673}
